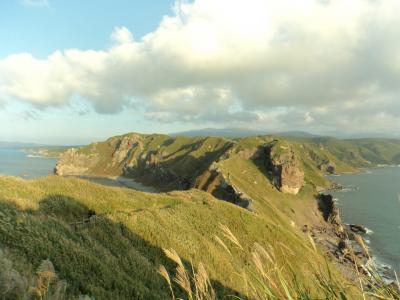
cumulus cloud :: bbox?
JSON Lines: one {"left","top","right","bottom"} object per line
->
{"left": 111, "top": 26, "right": 134, "bottom": 45}
{"left": 2, "top": 0, "right": 400, "bottom": 135}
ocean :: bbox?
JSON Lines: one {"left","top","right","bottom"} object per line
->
{"left": 0, "top": 148, "right": 57, "bottom": 179}
{"left": 328, "top": 167, "right": 400, "bottom": 277}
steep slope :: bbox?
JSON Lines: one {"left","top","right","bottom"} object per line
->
{"left": 0, "top": 176, "right": 364, "bottom": 299}
{"left": 305, "top": 137, "right": 400, "bottom": 167}
{"left": 55, "top": 133, "right": 338, "bottom": 193}
{"left": 348, "top": 138, "right": 400, "bottom": 164}
{"left": 54, "top": 133, "right": 400, "bottom": 219}
{"left": 55, "top": 134, "right": 233, "bottom": 191}
{"left": 4, "top": 133, "right": 400, "bottom": 298}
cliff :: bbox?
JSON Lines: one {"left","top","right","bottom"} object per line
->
{"left": 261, "top": 140, "right": 305, "bottom": 194}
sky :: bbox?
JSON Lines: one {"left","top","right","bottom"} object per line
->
{"left": 1, "top": 0, "right": 400, "bottom": 144}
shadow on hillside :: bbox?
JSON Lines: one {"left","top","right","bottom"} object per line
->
{"left": 250, "top": 144, "right": 276, "bottom": 185}
{"left": 130, "top": 138, "right": 234, "bottom": 192}
{"left": 0, "top": 195, "right": 245, "bottom": 299}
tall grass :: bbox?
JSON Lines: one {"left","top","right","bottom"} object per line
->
{"left": 29, "top": 259, "right": 67, "bottom": 300}
{"left": 1, "top": 176, "right": 399, "bottom": 299}
{"left": 0, "top": 249, "right": 94, "bottom": 300}
{"left": 0, "top": 249, "right": 28, "bottom": 299}
{"left": 159, "top": 225, "right": 400, "bottom": 300}
{"left": 158, "top": 248, "right": 216, "bottom": 300}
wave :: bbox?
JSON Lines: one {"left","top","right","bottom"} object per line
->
{"left": 27, "top": 154, "right": 43, "bottom": 158}
{"left": 365, "top": 227, "right": 374, "bottom": 235}
{"left": 367, "top": 257, "right": 397, "bottom": 283}
{"left": 341, "top": 186, "right": 359, "bottom": 192}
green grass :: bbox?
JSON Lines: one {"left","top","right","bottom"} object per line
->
{"left": 0, "top": 175, "right": 373, "bottom": 299}
{"left": 6, "top": 133, "right": 400, "bottom": 299}
{"left": 59, "top": 133, "right": 400, "bottom": 192}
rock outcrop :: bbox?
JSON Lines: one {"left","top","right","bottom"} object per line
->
{"left": 349, "top": 224, "right": 367, "bottom": 234}
{"left": 54, "top": 148, "right": 99, "bottom": 176}
{"left": 194, "top": 163, "right": 253, "bottom": 210}
{"left": 110, "top": 134, "right": 142, "bottom": 167}
{"left": 262, "top": 142, "right": 305, "bottom": 194}
{"left": 320, "top": 163, "right": 336, "bottom": 174}
{"left": 318, "top": 194, "right": 345, "bottom": 236}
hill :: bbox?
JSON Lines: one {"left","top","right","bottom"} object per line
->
{"left": 54, "top": 133, "right": 400, "bottom": 194}
{"left": 0, "top": 175, "right": 373, "bottom": 300}
{"left": 1, "top": 133, "right": 400, "bottom": 299}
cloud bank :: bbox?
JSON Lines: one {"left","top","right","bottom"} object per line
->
{"left": 2, "top": 0, "right": 400, "bottom": 135}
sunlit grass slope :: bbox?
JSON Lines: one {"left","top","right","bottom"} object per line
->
{"left": 5, "top": 133, "right": 400, "bottom": 299}
{"left": 0, "top": 175, "right": 366, "bottom": 299}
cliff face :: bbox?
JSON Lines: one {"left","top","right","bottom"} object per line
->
{"left": 194, "top": 162, "right": 253, "bottom": 210}
{"left": 109, "top": 133, "right": 142, "bottom": 168}
{"left": 262, "top": 141, "right": 305, "bottom": 195}
{"left": 55, "top": 134, "right": 234, "bottom": 187}
{"left": 54, "top": 148, "right": 99, "bottom": 176}
{"left": 318, "top": 194, "right": 344, "bottom": 235}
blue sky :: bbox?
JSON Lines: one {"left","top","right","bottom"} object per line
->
{"left": 0, "top": 1, "right": 174, "bottom": 58}
{"left": 0, "top": 0, "right": 179, "bottom": 144}
{"left": 1, "top": 0, "right": 400, "bottom": 144}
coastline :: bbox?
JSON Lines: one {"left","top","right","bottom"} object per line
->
{"left": 326, "top": 169, "right": 399, "bottom": 284}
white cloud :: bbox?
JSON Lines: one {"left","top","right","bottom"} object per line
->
{"left": 111, "top": 27, "right": 134, "bottom": 45}
{"left": 2, "top": 0, "right": 400, "bottom": 135}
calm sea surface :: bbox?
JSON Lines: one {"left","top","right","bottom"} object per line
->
{"left": 0, "top": 148, "right": 57, "bottom": 179}
{"left": 329, "top": 167, "right": 400, "bottom": 275}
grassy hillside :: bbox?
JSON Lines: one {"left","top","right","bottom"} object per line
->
{"left": 302, "top": 137, "right": 400, "bottom": 167}
{"left": 0, "top": 175, "right": 376, "bottom": 299}
{"left": 347, "top": 139, "right": 400, "bottom": 164}
{"left": 56, "top": 133, "right": 400, "bottom": 189}
{"left": 3, "top": 133, "right": 400, "bottom": 299}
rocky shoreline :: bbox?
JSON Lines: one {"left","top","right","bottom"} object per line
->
{"left": 323, "top": 168, "right": 400, "bottom": 289}
{"left": 316, "top": 190, "right": 399, "bottom": 288}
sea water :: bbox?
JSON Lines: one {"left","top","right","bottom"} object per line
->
{"left": 0, "top": 148, "right": 57, "bottom": 179}
{"left": 328, "top": 167, "right": 400, "bottom": 276}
